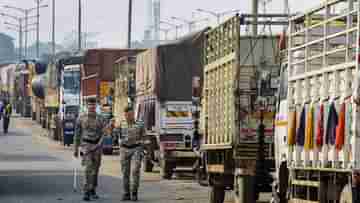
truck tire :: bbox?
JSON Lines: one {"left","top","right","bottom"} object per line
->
{"left": 143, "top": 156, "right": 154, "bottom": 172}
{"left": 340, "top": 184, "right": 352, "bottom": 203}
{"left": 160, "top": 159, "right": 173, "bottom": 180}
{"left": 209, "top": 186, "right": 225, "bottom": 203}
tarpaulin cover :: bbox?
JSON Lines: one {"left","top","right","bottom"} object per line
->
{"left": 136, "top": 29, "right": 206, "bottom": 101}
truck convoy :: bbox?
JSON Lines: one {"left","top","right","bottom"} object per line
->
{"left": 197, "top": 14, "right": 288, "bottom": 203}
{"left": 273, "top": 0, "right": 360, "bottom": 202}
{"left": 135, "top": 31, "right": 206, "bottom": 179}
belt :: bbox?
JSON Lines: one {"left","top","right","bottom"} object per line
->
{"left": 82, "top": 138, "right": 101, "bottom": 145}
{"left": 121, "top": 144, "right": 141, "bottom": 149}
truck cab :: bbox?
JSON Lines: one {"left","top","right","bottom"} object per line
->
{"left": 59, "top": 64, "right": 81, "bottom": 146}
{"left": 139, "top": 99, "right": 197, "bottom": 179}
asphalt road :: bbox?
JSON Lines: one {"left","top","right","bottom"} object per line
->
{"left": 0, "top": 116, "right": 271, "bottom": 203}
{"left": 0, "top": 116, "right": 210, "bottom": 203}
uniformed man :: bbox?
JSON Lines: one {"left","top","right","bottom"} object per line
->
{"left": 74, "top": 98, "right": 106, "bottom": 201}
{"left": 120, "top": 106, "right": 145, "bottom": 201}
{"left": 3, "top": 100, "right": 12, "bottom": 134}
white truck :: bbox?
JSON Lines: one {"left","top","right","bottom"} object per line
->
{"left": 273, "top": 0, "right": 360, "bottom": 202}
{"left": 59, "top": 63, "right": 81, "bottom": 146}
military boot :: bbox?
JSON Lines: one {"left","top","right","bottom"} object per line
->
{"left": 131, "top": 191, "right": 138, "bottom": 201}
{"left": 90, "top": 189, "right": 99, "bottom": 199}
{"left": 83, "top": 191, "right": 91, "bottom": 201}
{"left": 122, "top": 193, "right": 131, "bottom": 201}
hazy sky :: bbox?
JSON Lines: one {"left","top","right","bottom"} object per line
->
{"left": 0, "top": 0, "right": 320, "bottom": 48}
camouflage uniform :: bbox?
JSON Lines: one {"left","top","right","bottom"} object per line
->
{"left": 120, "top": 121, "right": 145, "bottom": 196}
{"left": 74, "top": 111, "right": 105, "bottom": 196}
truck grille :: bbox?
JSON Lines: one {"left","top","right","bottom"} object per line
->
{"left": 160, "top": 134, "right": 184, "bottom": 142}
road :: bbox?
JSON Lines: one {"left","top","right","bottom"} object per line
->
{"left": 0, "top": 116, "right": 211, "bottom": 203}
{"left": 0, "top": 116, "right": 271, "bottom": 203}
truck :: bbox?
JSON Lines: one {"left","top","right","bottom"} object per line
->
{"left": 44, "top": 56, "right": 82, "bottom": 143}
{"left": 81, "top": 49, "right": 142, "bottom": 105}
{"left": 0, "top": 63, "right": 16, "bottom": 105}
{"left": 59, "top": 61, "right": 81, "bottom": 146}
{"left": 14, "top": 61, "right": 33, "bottom": 117}
{"left": 135, "top": 30, "right": 206, "bottom": 179}
{"left": 112, "top": 55, "right": 141, "bottom": 154}
{"left": 197, "top": 14, "right": 289, "bottom": 203}
{"left": 81, "top": 49, "right": 143, "bottom": 152}
{"left": 272, "top": 0, "right": 360, "bottom": 202}
{"left": 113, "top": 56, "right": 137, "bottom": 126}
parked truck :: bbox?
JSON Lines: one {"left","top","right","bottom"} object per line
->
{"left": 134, "top": 30, "right": 206, "bottom": 179}
{"left": 113, "top": 56, "right": 137, "bottom": 126}
{"left": 44, "top": 56, "right": 82, "bottom": 143}
{"left": 81, "top": 49, "right": 142, "bottom": 107}
{"left": 272, "top": 0, "right": 360, "bottom": 202}
{"left": 81, "top": 49, "right": 143, "bottom": 153}
{"left": 14, "top": 61, "right": 33, "bottom": 117}
{"left": 59, "top": 59, "right": 82, "bottom": 145}
{"left": 197, "top": 14, "right": 289, "bottom": 203}
{"left": 111, "top": 55, "right": 142, "bottom": 154}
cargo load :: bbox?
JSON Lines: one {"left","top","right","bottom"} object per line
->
{"left": 136, "top": 31, "right": 204, "bottom": 101}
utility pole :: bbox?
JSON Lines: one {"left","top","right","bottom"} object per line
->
{"left": 78, "top": 0, "right": 82, "bottom": 52}
{"left": 1, "top": 13, "right": 24, "bottom": 60}
{"left": 128, "top": 0, "right": 133, "bottom": 48}
{"left": 252, "top": 0, "right": 259, "bottom": 36}
{"left": 52, "top": 0, "right": 55, "bottom": 59}
{"left": 284, "top": 0, "right": 289, "bottom": 32}
{"left": 35, "top": 0, "right": 43, "bottom": 59}
{"left": 19, "top": 19, "right": 23, "bottom": 60}
{"left": 160, "top": 21, "right": 182, "bottom": 39}
{"left": 25, "top": 10, "right": 29, "bottom": 58}
{"left": 4, "top": 5, "right": 48, "bottom": 59}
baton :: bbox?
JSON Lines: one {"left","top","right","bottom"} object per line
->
{"left": 73, "top": 149, "right": 81, "bottom": 192}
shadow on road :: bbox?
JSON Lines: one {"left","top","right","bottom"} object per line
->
{"left": 0, "top": 153, "right": 60, "bottom": 162}
{"left": 0, "top": 169, "right": 123, "bottom": 202}
{"left": 0, "top": 131, "right": 30, "bottom": 137}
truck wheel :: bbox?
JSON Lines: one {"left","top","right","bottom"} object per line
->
{"left": 209, "top": 186, "right": 225, "bottom": 203}
{"left": 143, "top": 156, "right": 154, "bottom": 172}
{"left": 160, "top": 160, "right": 173, "bottom": 180}
{"left": 340, "top": 184, "right": 352, "bottom": 203}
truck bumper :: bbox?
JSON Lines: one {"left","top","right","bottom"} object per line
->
{"left": 163, "top": 150, "right": 198, "bottom": 167}
{"left": 166, "top": 151, "right": 198, "bottom": 158}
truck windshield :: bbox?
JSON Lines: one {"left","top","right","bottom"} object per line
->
{"left": 63, "top": 71, "right": 80, "bottom": 93}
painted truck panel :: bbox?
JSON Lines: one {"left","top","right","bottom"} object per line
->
{"left": 82, "top": 49, "right": 143, "bottom": 99}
